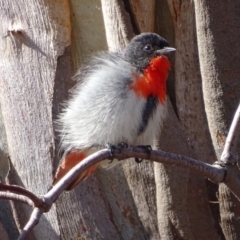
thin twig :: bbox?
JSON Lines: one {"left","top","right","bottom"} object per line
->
{"left": 0, "top": 192, "right": 34, "bottom": 207}
{"left": 0, "top": 183, "right": 43, "bottom": 206}
{"left": 18, "top": 208, "right": 44, "bottom": 240}
{"left": 221, "top": 103, "right": 240, "bottom": 163}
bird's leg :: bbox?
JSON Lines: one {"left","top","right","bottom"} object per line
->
{"left": 135, "top": 145, "right": 152, "bottom": 163}
{"left": 106, "top": 142, "right": 129, "bottom": 163}
{"left": 106, "top": 143, "right": 114, "bottom": 162}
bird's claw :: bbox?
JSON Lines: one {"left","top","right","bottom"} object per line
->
{"left": 106, "top": 143, "right": 152, "bottom": 164}
{"left": 135, "top": 157, "right": 143, "bottom": 163}
{"left": 117, "top": 142, "right": 129, "bottom": 149}
{"left": 106, "top": 142, "right": 129, "bottom": 163}
{"left": 106, "top": 143, "right": 114, "bottom": 162}
{"left": 135, "top": 145, "right": 152, "bottom": 164}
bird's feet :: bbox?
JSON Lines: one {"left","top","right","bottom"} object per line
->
{"left": 106, "top": 143, "right": 152, "bottom": 164}
{"left": 106, "top": 142, "right": 129, "bottom": 163}
{"left": 135, "top": 145, "right": 152, "bottom": 163}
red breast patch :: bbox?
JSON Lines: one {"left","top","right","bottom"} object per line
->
{"left": 131, "top": 56, "right": 171, "bottom": 103}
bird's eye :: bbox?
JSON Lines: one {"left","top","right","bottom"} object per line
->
{"left": 143, "top": 44, "right": 153, "bottom": 52}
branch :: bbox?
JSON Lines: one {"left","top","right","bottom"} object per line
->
{"left": 18, "top": 208, "right": 44, "bottom": 240}
{"left": 15, "top": 147, "right": 226, "bottom": 239}
{"left": 44, "top": 150, "right": 110, "bottom": 204}
{"left": 221, "top": 103, "right": 240, "bottom": 163}
{"left": 43, "top": 147, "right": 226, "bottom": 208}
{"left": 0, "top": 192, "right": 34, "bottom": 207}
{"left": 0, "top": 183, "right": 42, "bottom": 207}
{"left": 3, "top": 105, "right": 240, "bottom": 240}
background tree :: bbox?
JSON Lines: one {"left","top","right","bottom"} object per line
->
{"left": 0, "top": 0, "right": 239, "bottom": 239}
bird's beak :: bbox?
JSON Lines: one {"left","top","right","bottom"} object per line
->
{"left": 156, "top": 47, "right": 176, "bottom": 55}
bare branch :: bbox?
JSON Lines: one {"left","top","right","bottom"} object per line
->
{"left": 0, "top": 192, "right": 34, "bottom": 207}
{"left": 43, "top": 147, "right": 226, "bottom": 209}
{"left": 15, "top": 147, "right": 225, "bottom": 240}
{"left": 44, "top": 150, "right": 110, "bottom": 205}
{"left": 121, "top": 147, "right": 226, "bottom": 183}
{"left": 2, "top": 145, "right": 240, "bottom": 239}
{"left": 221, "top": 103, "right": 240, "bottom": 163}
{"left": 18, "top": 208, "right": 44, "bottom": 240}
{"left": 0, "top": 183, "right": 43, "bottom": 207}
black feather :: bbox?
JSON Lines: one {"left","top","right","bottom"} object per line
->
{"left": 138, "top": 96, "right": 158, "bottom": 135}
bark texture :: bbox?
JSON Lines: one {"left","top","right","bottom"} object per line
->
{"left": 194, "top": 1, "right": 240, "bottom": 239}
{"left": 0, "top": 0, "right": 70, "bottom": 238}
{"left": 154, "top": 1, "right": 220, "bottom": 239}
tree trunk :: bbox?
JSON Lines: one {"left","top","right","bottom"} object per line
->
{"left": 194, "top": 1, "right": 240, "bottom": 239}
{"left": 155, "top": 0, "right": 220, "bottom": 239}
{"left": 0, "top": 0, "right": 71, "bottom": 238}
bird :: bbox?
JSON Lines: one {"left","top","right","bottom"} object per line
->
{"left": 53, "top": 32, "right": 176, "bottom": 190}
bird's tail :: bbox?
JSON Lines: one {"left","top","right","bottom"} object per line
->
{"left": 52, "top": 150, "right": 99, "bottom": 191}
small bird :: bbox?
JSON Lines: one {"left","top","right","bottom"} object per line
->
{"left": 53, "top": 33, "right": 176, "bottom": 190}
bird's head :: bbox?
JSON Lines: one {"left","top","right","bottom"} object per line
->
{"left": 122, "top": 32, "right": 175, "bottom": 70}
